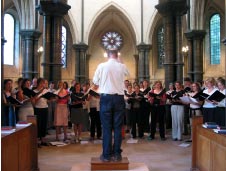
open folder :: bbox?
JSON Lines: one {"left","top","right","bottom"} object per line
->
{"left": 193, "top": 90, "right": 225, "bottom": 102}
{"left": 207, "top": 90, "right": 225, "bottom": 102}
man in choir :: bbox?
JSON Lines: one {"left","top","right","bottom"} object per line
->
{"left": 92, "top": 48, "right": 129, "bottom": 162}
{"left": 183, "top": 77, "right": 192, "bottom": 135}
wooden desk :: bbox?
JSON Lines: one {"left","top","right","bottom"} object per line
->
{"left": 192, "top": 116, "right": 226, "bottom": 171}
{"left": 1, "top": 119, "right": 39, "bottom": 171}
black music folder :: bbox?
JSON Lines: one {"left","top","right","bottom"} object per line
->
{"left": 89, "top": 89, "right": 100, "bottom": 97}
{"left": 6, "top": 96, "right": 24, "bottom": 105}
{"left": 192, "top": 91, "right": 209, "bottom": 101}
{"left": 184, "top": 87, "right": 191, "bottom": 92}
{"left": 40, "top": 92, "right": 57, "bottom": 100}
{"left": 71, "top": 93, "right": 88, "bottom": 101}
{"left": 207, "top": 90, "right": 225, "bottom": 102}
{"left": 22, "top": 88, "right": 37, "bottom": 98}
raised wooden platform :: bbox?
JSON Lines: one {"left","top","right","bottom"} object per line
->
{"left": 91, "top": 157, "right": 129, "bottom": 170}
{"left": 71, "top": 162, "right": 149, "bottom": 171}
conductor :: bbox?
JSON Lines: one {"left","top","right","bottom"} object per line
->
{"left": 92, "top": 49, "right": 129, "bottom": 162}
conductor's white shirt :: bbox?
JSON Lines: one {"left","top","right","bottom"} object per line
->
{"left": 92, "top": 58, "right": 129, "bottom": 95}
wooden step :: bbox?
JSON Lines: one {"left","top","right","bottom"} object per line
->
{"left": 91, "top": 157, "right": 129, "bottom": 170}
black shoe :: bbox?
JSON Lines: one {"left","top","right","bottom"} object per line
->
{"left": 185, "top": 139, "right": 192, "bottom": 143}
{"left": 173, "top": 138, "right": 178, "bottom": 141}
{"left": 147, "top": 135, "right": 154, "bottom": 140}
{"left": 100, "top": 154, "right": 110, "bottom": 162}
{"left": 41, "top": 142, "right": 48, "bottom": 146}
{"left": 161, "top": 137, "right": 166, "bottom": 141}
{"left": 112, "top": 155, "right": 122, "bottom": 162}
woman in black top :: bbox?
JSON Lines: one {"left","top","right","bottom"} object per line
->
{"left": 70, "top": 83, "right": 86, "bottom": 142}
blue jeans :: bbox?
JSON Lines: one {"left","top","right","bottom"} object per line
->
{"left": 100, "top": 94, "right": 125, "bottom": 159}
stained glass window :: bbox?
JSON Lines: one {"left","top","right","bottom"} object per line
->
{"left": 210, "top": 14, "right": 220, "bottom": 64}
{"left": 4, "top": 14, "right": 15, "bottom": 65}
{"left": 157, "top": 26, "right": 165, "bottom": 68}
{"left": 101, "top": 31, "right": 123, "bottom": 50}
{"left": 62, "top": 26, "right": 67, "bottom": 68}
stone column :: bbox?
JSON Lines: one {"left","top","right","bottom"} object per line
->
{"left": 73, "top": 43, "right": 89, "bottom": 83}
{"left": 155, "top": 0, "right": 188, "bottom": 88}
{"left": 137, "top": 43, "right": 151, "bottom": 82}
{"left": 37, "top": 0, "right": 71, "bottom": 82}
{"left": 175, "top": 16, "right": 184, "bottom": 82}
{"left": 184, "top": 30, "right": 206, "bottom": 82}
{"left": 133, "top": 54, "right": 139, "bottom": 82}
{"left": 20, "top": 30, "right": 41, "bottom": 79}
{"left": 86, "top": 54, "right": 91, "bottom": 83}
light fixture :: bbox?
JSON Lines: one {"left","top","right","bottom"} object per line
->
{"left": 103, "top": 51, "right": 107, "bottom": 58}
{"left": 182, "top": 46, "right": 189, "bottom": 53}
{"left": 37, "top": 46, "right": 43, "bottom": 53}
{"left": 182, "top": 46, "right": 189, "bottom": 57}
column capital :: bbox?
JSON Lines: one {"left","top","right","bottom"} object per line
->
{"left": 136, "top": 43, "right": 151, "bottom": 51}
{"left": 184, "top": 30, "right": 206, "bottom": 40}
{"left": 20, "top": 29, "right": 42, "bottom": 39}
{"left": 37, "top": 1, "right": 71, "bottom": 16}
{"left": 155, "top": 0, "right": 188, "bottom": 16}
{"left": 72, "top": 43, "right": 89, "bottom": 51}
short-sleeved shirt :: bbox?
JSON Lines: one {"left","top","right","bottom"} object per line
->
{"left": 92, "top": 58, "right": 129, "bottom": 95}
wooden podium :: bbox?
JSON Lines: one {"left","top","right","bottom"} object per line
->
{"left": 91, "top": 157, "right": 129, "bottom": 170}
{"left": 192, "top": 116, "right": 226, "bottom": 171}
{"left": 1, "top": 115, "right": 39, "bottom": 171}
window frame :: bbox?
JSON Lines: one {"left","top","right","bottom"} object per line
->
{"left": 61, "top": 25, "right": 67, "bottom": 68}
{"left": 3, "top": 13, "right": 16, "bottom": 66}
{"left": 157, "top": 25, "right": 165, "bottom": 68}
{"left": 209, "top": 13, "right": 221, "bottom": 65}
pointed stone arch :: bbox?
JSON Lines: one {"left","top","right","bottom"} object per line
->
{"left": 86, "top": 3, "right": 138, "bottom": 81}
{"left": 13, "top": 0, "right": 36, "bottom": 29}
{"left": 86, "top": 2, "right": 138, "bottom": 46}
{"left": 64, "top": 12, "right": 79, "bottom": 44}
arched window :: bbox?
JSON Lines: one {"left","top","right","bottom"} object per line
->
{"left": 61, "top": 25, "right": 67, "bottom": 68}
{"left": 4, "top": 14, "right": 15, "bottom": 65}
{"left": 157, "top": 26, "right": 165, "bottom": 68}
{"left": 210, "top": 14, "right": 220, "bottom": 64}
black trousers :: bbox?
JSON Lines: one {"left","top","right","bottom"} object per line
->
{"left": 150, "top": 105, "right": 165, "bottom": 138}
{"left": 34, "top": 107, "right": 48, "bottom": 139}
{"left": 202, "top": 108, "right": 216, "bottom": 123}
{"left": 89, "top": 108, "right": 102, "bottom": 138}
{"left": 131, "top": 108, "right": 144, "bottom": 138}
{"left": 215, "top": 107, "right": 225, "bottom": 126}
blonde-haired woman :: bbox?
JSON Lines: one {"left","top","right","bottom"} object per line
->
{"left": 202, "top": 77, "right": 218, "bottom": 123}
